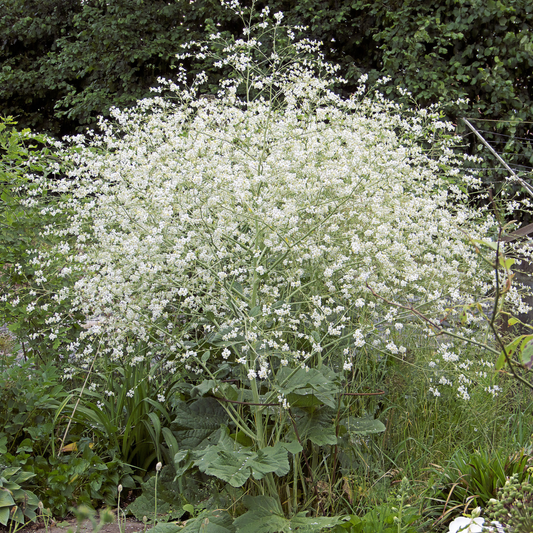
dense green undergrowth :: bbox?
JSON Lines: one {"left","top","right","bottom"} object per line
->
{"left": 1, "top": 332, "right": 532, "bottom": 532}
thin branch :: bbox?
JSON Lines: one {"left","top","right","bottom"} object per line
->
{"left": 365, "top": 283, "right": 500, "bottom": 355}
{"left": 462, "top": 118, "right": 533, "bottom": 198}
{"left": 488, "top": 228, "right": 533, "bottom": 391}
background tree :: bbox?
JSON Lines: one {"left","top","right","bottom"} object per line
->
{"left": 352, "top": 0, "right": 533, "bottom": 201}
{"left": 0, "top": 0, "right": 240, "bottom": 135}
{"left": 1, "top": 0, "right": 532, "bottom": 192}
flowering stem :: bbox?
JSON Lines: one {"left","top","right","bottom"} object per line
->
{"left": 57, "top": 338, "right": 102, "bottom": 457}
{"left": 366, "top": 283, "right": 500, "bottom": 355}
{"left": 154, "top": 462, "right": 162, "bottom": 526}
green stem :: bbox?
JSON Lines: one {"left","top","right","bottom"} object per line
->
{"left": 250, "top": 377, "right": 264, "bottom": 447}
{"left": 154, "top": 469, "right": 159, "bottom": 526}
{"left": 293, "top": 452, "right": 298, "bottom": 511}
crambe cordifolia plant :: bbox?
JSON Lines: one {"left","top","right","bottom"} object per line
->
{"left": 17, "top": 0, "right": 527, "bottom": 519}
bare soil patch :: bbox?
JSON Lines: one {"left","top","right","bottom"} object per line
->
{"left": 3, "top": 515, "right": 145, "bottom": 533}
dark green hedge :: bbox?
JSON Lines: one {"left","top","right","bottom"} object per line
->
{"left": 1, "top": 0, "right": 532, "bottom": 179}
{"left": 0, "top": 0, "right": 241, "bottom": 135}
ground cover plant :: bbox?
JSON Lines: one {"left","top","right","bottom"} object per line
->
{"left": 2, "top": 2, "right": 533, "bottom": 532}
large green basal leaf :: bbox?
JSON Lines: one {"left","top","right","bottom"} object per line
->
{"left": 0, "top": 489, "right": 15, "bottom": 508}
{"left": 254, "top": 443, "right": 291, "bottom": 477}
{"left": 276, "top": 367, "right": 341, "bottom": 409}
{"left": 286, "top": 392, "right": 324, "bottom": 408}
{"left": 233, "top": 496, "right": 286, "bottom": 533}
{"left": 0, "top": 507, "right": 10, "bottom": 527}
{"left": 215, "top": 383, "right": 270, "bottom": 405}
{"left": 234, "top": 496, "right": 346, "bottom": 533}
{"left": 194, "top": 433, "right": 292, "bottom": 487}
{"left": 146, "top": 523, "right": 182, "bottom": 533}
{"left": 12, "top": 471, "right": 36, "bottom": 484}
{"left": 1, "top": 467, "right": 20, "bottom": 477}
{"left": 171, "top": 398, "right": 229, "bottom": 450}
{"left": 191, "top": 379, "right": 219, "bottom": 398}
{"left": 340, "top": 416, "right": 386, "bottom": 438}
{"left": 14, "top": 488, "right": 39, "bottom": 507}
{"left": 181, "top": 510, "right": 236, "bottom": 533}
{"left": 292, "top": 407, "right": 337, "bottom": 446}
{"left": 198, "top": 449, "right": 253, "bottom": 488}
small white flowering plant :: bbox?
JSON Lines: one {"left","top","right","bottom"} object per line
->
{"left": 448, "top": 507, "right": 506, "bottom": 533}
{"left": 13, "top": 0, "right": 528, "bottom": 511}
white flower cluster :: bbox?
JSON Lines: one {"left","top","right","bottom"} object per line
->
{"left": 27, "top": 8, "right": 514, "bottom": 386}
{"left": 426, "top": 342, "right": 500, "bottom": 400}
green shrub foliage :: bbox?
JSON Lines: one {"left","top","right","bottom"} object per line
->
{"left": 0, "top": 0, "right": 240, "bottom": 135}
{"left": 2, "top": 0, "right": 532, "bottom": 157}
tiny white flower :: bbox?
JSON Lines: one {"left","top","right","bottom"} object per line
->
{"left": 258, "top": 365, "right": 269, "bottom": 379}
{"left": 386, "top": 342, "right": 398, "bottom": 354}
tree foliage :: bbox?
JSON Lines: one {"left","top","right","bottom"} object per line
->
{"left": 2, "top": 0, "right": 532, "bottom": 149}
{"left": 0, "top": 0, "right": 240, "bottom": 135}
{"left": 357, "top": 0, "right": 533, "bottom": 185}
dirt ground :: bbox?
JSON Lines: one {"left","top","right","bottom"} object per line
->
{"left": 7, "top": 515, "right": 147, "bottom": 533}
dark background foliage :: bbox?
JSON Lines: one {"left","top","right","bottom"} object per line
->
{"left": 1, "top": 0, "right": 532, "bottom": 180}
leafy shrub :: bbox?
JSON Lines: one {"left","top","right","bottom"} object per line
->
{"left": 0, "top": 0, "right": 241, "bottom": 135}
{"left": 11, "top": 2, "right": 530, "bottom": 524}
{"left": 0, "top": 117, "right": 51, "bottom": 275}
{"left": 0, "top": 358, "right": 137, "bottom": 518}
{"left": 2, "top": 442, "right": 135, "bottom": 518}
{"left": 0, "top": 464, "right": 39, "bottom": 527}
{"left": 0, "top": 116, "right": 85, "bottom": 366}
{"left": 0, "top": 360, "right": 68, "bottom": 456}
